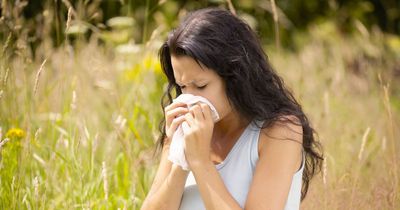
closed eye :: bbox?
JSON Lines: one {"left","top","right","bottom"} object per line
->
{"left": 178, "top": 85, "right": 207, "bottom": 89}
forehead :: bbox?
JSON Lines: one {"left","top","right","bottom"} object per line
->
{"left": 171, "top": 55, "right": 212, "bottom": 82}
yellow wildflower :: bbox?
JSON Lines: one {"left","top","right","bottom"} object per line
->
{"left": 5, "top": 128, "right": 25, "bottom": 139}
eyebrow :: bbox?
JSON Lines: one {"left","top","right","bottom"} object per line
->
{"left": 176, "top": 79, "right": 206, "bottom": 86}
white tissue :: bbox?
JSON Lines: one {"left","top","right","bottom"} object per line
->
{"left": 167, "top": 94, "right": 220, "bottom": 171}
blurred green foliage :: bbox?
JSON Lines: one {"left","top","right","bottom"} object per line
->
{"left": 0, "top": 0, "right": 399, "bottom": 56}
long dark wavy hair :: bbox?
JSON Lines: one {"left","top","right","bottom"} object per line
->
{"left": 154, "top": 7, "right": 323, "bottom": 201}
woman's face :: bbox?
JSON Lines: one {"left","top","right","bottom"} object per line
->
{"left": 171, "top": 55, "right": 232, "bottom": 122}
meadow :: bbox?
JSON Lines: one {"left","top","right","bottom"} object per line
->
{"left": 1, "top": 3, "right": 400, "bottom": 210}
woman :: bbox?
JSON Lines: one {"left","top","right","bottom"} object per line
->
{"left": 142, "top": 7, "right": 323, "bottom": 210}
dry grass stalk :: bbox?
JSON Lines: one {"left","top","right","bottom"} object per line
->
{"left": 33, "top": 176, "right": 39, "bottom": 199}
{"left": 350, "top": 126, "right": 371, "bottom": 209}
{"left": 33, "top": 153, "right": 46, "bottom": 167}
{"left": 61, "top": 0, "right": 77, "bottom": 17}
{"left": 33, "top": 59, "right": 47, "bottom": 96}
{"left": 1, "top": 0, "right": 7, "bottom": 14}
{"left": 270, "top": 0, "right": 280, "bottom": 50}
{"left": 381, "top": 136, "right": 386, "bottom": 151}
{"left": 1, "top": 32, "right": 12, "bottom": 56}
{"left": 0, "top": 138, "right": 9, "bottom": 149}
{"left": 2, "top": 67, "right": 9, "bottom": 87}
{"left": 226, "top": 0, "right": 237, "bottom": 16}
{"left": 358, "top": 127, "right": 370, "bottom": 161}
{"left": 102, "top": 161, "right": 109, "bottom": 201}
{"left": 70, "top": 90, "right": 77, "bottom": 110}
{"left": 378, "top": 73, "right": 398, "bottom": 207}
{"left": 322, "top": 155, "right": 328, "bottom": 210}
{"left": 34, "top": 128, "right": 42, "bottom": 141}
{"left": 66, "top": 7, "right": 72, "bottom": 32}
{"left": 382, "top": 84, "right": 398, "bottom": 207}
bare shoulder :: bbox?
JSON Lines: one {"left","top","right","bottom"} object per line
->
{"left": 258, "top": 115, "right": 303, "bottom": 173}
{"left": 245, "top": 115, "right": 304, "bottom": 209}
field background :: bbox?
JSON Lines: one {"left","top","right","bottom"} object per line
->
{"left": 0, "top": 0, "right": 399, "bottom": 209}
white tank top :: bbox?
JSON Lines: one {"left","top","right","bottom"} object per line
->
{"left": 178, "top": 119, "right": 305, "bottom": 210}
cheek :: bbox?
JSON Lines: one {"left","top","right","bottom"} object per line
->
{"left": 216, "top": 98, "right": 231, "bottom": 119}
{"left": 216, "top": 81, "right": 232, "bottom": 118}
{"left": 206, "top": 91, "right": 231, "bottom": 119}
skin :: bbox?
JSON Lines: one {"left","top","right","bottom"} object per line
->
{"left": 141, "top": 55, "right": 303, "bottom": 210}
{"left": 170, "top": 55, "right": 251, "bottom": 165}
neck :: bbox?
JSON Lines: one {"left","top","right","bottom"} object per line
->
{"left": 212, "top": 109, "right": 250, "bottom": 141}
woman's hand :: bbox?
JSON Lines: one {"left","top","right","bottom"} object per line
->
{"left": 164, "top": 101, "right": 189, "bottom": 146}
{"left": 181, "top": 103, "right": 214, "bottom": 168}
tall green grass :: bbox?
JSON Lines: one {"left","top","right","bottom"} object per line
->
{"left": 0, "top": 34, "right": 167, "bottom": 208}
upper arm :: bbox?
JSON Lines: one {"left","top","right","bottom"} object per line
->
{"left": 245, "top": 116, "right": 303, "bottom": 210}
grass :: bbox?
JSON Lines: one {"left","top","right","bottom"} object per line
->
{"left": 0, "top": 11, "right": 399, "bottom": 210}
{"left": 0, "top": 36, "right": 166, "bottom": 208}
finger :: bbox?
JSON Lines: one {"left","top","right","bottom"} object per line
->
{"left": 181, "top": 121, "right": 190, "bottom": 134}
{"left": 189, "top": 104, "right": 204, "bottom": 121}
{"left": 168, "top": 115, "right": 186, "bottom": 135}
{"left": 165, "top": 101, "right": 187, "bottom": 113}
{"left": 184, "top": 112, "right": 195, "bottom": 127}
{"left": 168, "top": 107, "right": 189, "bottom": 117}
{"left": 200, "top": 103, "right": 213, "bottom": 123}
{"left": 166, "top": 107, "right": 189, "bottom": 126}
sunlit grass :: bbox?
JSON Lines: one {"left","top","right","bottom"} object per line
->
{"left": 0, "top": 36, "right": 166, "bottom": 208}
{"left": 0, "top": 20, "right": 399, "bottom": 209}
